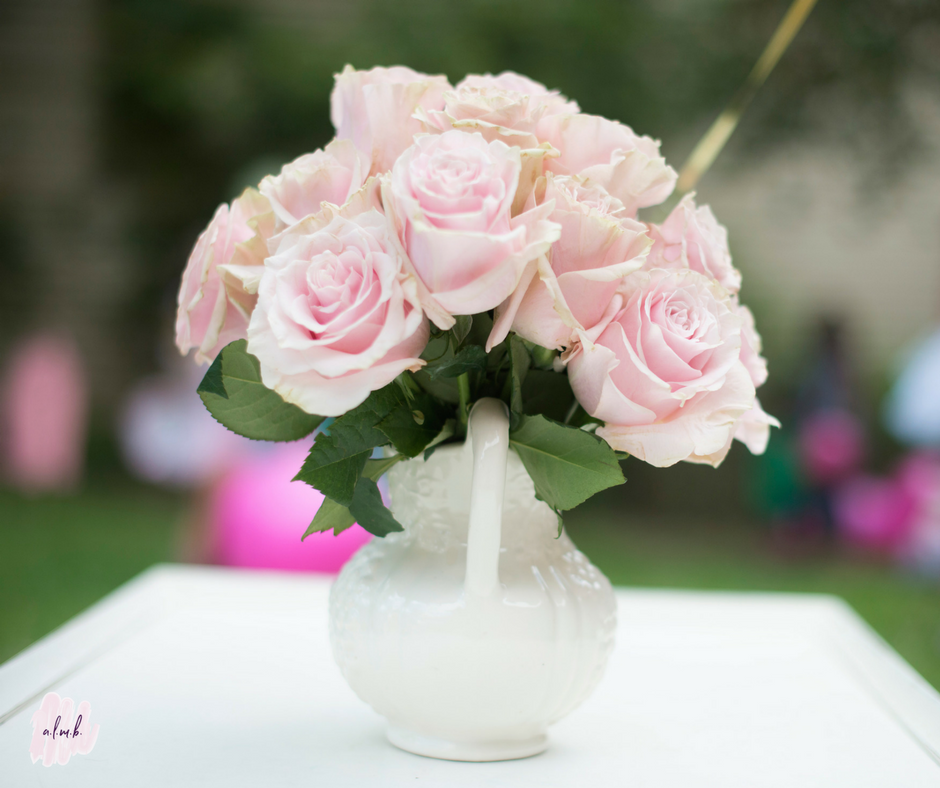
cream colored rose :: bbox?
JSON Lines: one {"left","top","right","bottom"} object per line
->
{"left": 259, "top": 139, "right": 369, "bottom": 229}
{"left": 538, "top": 113, "right": 677, "bottom": 217}
{"left": 417, "top": 71, "right": 578, "bottom": 145}
{"left": 331, "top": 65, "right": 450, "bottom": 176}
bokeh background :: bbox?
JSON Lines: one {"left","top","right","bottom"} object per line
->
{"left": 3, "top": 0, "right": 940, "bottom": 684}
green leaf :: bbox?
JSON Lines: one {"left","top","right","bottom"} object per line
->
{"left": 423, "top": 419, "right": 457, "bottom": 461}
{"left": 465, "top": 311, "right": 494, "bottom": 348}
{"left": 295, "top": 384, "right": 406, "bottom": 500}
{"left": 197, "top": 340, "right": 323, "bottom": 442}
{"left": 420, "top": 333, "right": 450, "bottom": 362}
{"left": 348, "top": 477, "right": 404, "bottom": 536}
{"left": 522, "top": 369, "right": 575, "bottom": 422}
{"left": 197, "top": 352, "right": 228, "bottom": 398}
{"left": 327, "top": 385, "right": 407, "bottom": 454}
{"left": 509, "top": 414, "right": 625, "bottom": 511}
{"left": 425, "top": 344, "right": 488, "bottom": 380}
{"left": 302, "top": 496, "right": 356, "bottom": 539}
{"left": 393, "top": 373, "right": 417, "bottom": 405}
{"left": 376, "top": 392, "right": 448, "bottom": 457}
{"left": 452, "top": 315, "right": 473, "bottom": 346}
{"left": 551, "top": 508, "right": 565, "bottom": 538}
{"left": 294, "top": 440, "right": 370, "bottom": 506}
{"left": 301, "top": 455, "right": 405, "bottom": 540}
{"left": 509, "top": 335, "right": 530, "bottom": 430}
{"left": 412, "top": 368, "right": 461, "bottom": 403}
{"left": 362, "top": 455, "right": 401, "bottom": 480}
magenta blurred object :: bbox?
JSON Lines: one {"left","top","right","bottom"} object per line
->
{"left": 833, "top": 475, "right": 917, "bottom": 554}
{"left": 2, "top": 335, "right": 87, "bottom": 492}
{"left": 895, "top": 452, "right": 940, "bottom": 574}
{"left": 209, "top": 440, "right": 371, "bottom": 573}
{"left": 798, "top": 409, "right": 865, "bottom": 485}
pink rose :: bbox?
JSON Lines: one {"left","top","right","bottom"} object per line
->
{"left": 220, "top": 178, "right": 384, "bottom": 321}
{"left": 176, "top": 188, "right": 271, "bottom": 364}
{"left": 246, "top": 203, "right": 428, "bottom": 416}
{"left": 538, "top": 113, "right": 677, "bottom": 217}
{"left": 489, "top": 174, "right": 650, "bottom": 351}
{"left": 646, "top": 194, "right": 741, "bottom": 294}
{"left": 567, "top": 268, "right": 756, "bottom": 467}
{"left": 733, "top": 398, "right": 779, "bottom": 455}
{"left": 728, "top": 299, "right": 777, "bottom": 453}
{"left": 418, "top": 71, "right": 579, "bottom": 143}
{"left": 735, "top": 301, "right": 768, "bottom": 388}
{"left": 259, "top": 139, "right": 369, "bottom": 228}
{"left": 383, "top": 130, "right": 560, "bottom": 328}
{"left": 330, "top": 65, "right": 450, "bottom": 176}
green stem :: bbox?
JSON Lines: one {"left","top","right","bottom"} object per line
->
{"left": 457, "top": 372, "right": 472, "bottom": 436}
{"left": 563, "top": 398, "right": 581, "bottom": 425}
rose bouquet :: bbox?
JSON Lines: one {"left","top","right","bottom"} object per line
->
{"left": 175, "top": 66, "right": 778, "bottom": 539}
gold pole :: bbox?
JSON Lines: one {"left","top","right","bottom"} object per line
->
{"left": 676, "top": 0, "right": 819, "bottom": 195}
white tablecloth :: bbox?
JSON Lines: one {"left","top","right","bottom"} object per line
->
{"left": 1, "top": 564, "right": 939, "bottom": 786}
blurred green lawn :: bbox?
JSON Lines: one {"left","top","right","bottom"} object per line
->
{"left": 1, "top": 484, "right": 180, "bottom": 663}
{"left": 2, "top": 484, "right": 939, "bottom": 690}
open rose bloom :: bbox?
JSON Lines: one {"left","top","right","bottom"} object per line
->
{"left": 175, "top": 65, "right": 778, "bottom": 536}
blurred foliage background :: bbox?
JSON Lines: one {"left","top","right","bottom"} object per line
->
{"left": 2, "top": 0, "right": 940, "bottom": 685}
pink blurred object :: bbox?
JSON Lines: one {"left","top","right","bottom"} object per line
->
{"left": 2, "top": 335, "right": 87, "bottom": 492}
{"left": 833, "top": 475, "right": 916, "bottom": 553}
{"left": 798, "top": 409, "right": 865, "bottom": 485}
{"left": 209, "top": 440, "right": 371, "bottom": 573}
{"left": 896, "top": 452, "right": 940, "bottom": 507}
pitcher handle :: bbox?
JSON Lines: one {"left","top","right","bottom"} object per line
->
{"left": 464, "top": 398, "right": 510, "bottom": 599}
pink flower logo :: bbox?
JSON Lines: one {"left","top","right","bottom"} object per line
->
{"left": 29, "top": 692, "right": 99, "bottom": 766}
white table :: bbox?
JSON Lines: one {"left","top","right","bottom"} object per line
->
{"left": 1, "top": 564, "right": 939, "bottom": 786}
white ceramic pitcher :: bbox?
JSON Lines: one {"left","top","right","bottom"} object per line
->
{"left": 329, "top": 398, "right": 617, "bottom": 761}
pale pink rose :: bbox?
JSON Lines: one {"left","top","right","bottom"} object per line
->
{"left": 734, "top": 300, "right": 768, "bottom": 388}
{"left": 538, "top": 113, "right": 677, "bottom": 217}
{"left": 330, "top": 65, "right": 450, "bottom": 176}
{"left": 646, "top": 194, "right": 741, "bottom": 294}
{"left": 567, "top": 268, "right": 756, "bottom": 467}
{"left": 418, "top": 71, "right": 578, "bottom": 143}
{"left": 489, "top": 174, "right": 650, "bottom": 351}
{"left": 460, "top": 72, "right": 579, "bottom": 112}
{"left": 259, "top": 139, "right": 369, "bottom": 228}
{"left": 683, "top": 396, "right": 780, "bottom": 466}
{"left": 383, "top": 130, "right": 561, "bottom": 328}
{"left": 733, "top": 398, "right": 780, "bottom": 455}
{"left": 246, "top": 205, "right": 428, "bottom": 416}
{"left": 220, "top": 177, "right": 383, "bottom": 321}
{"left": 176, "top": 188, "right": 272, "bottom": 364}
{"left": 214, "top": 208, "right": 276, "bottom": 319}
